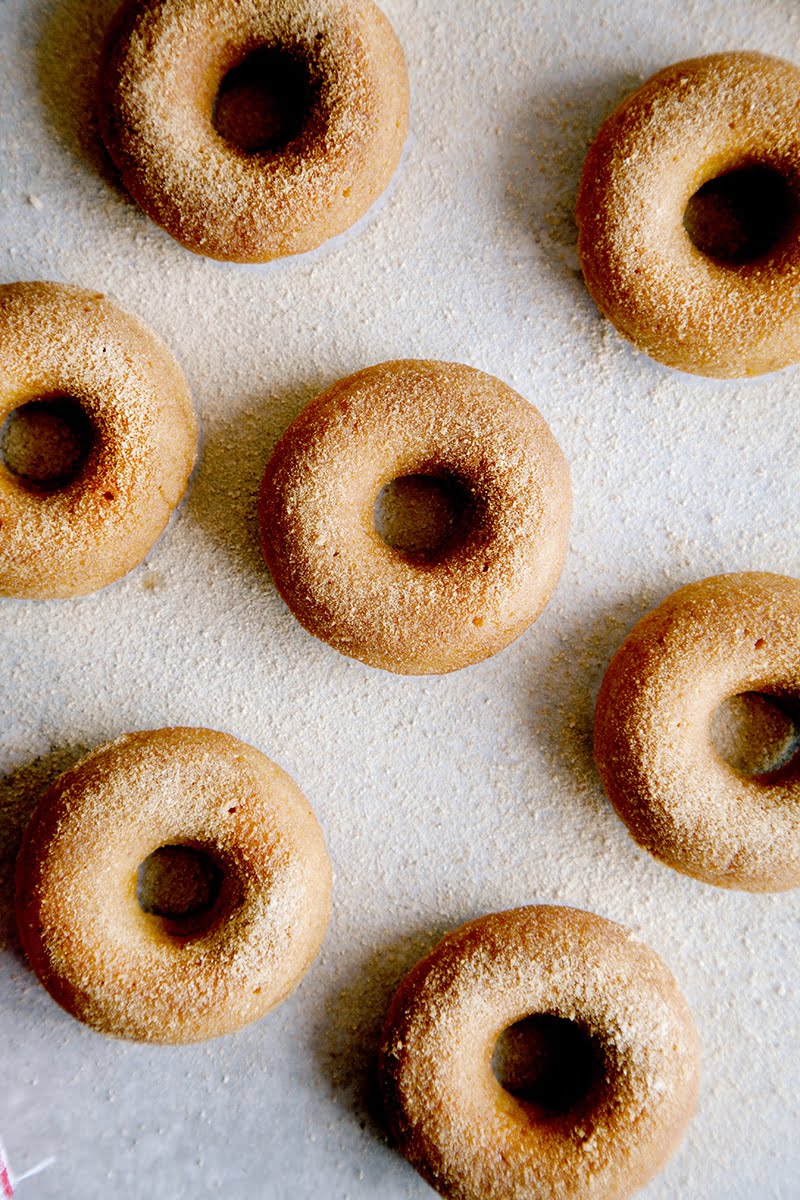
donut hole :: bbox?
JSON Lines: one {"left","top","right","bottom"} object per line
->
{"left": 710, "top": 692, "right": 800, "bottom": 777}
{"left": 374, "top": 474, "right": 474, "bottom": 559}
{"left": 213, "top": 47, "right": 317, "bottom": 154}
{"left": 136, "top": 844, "right": 226, "bottom": 937}
{"left": 492, "top": 1014, "right": 606, "bottom": 1119}
{"left": 0, "top": 397, "right": 95, "bottom": 491}
{"left": 683, "top": 165, "right": 797, "bottom": 265}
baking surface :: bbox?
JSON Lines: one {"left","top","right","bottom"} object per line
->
{"left": 1, "top": 0, "right": 798, "bottom": 1197}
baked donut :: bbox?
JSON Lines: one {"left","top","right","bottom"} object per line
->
{"left": 594, "top": 573, "right": 800, "bottom": 892}
{"left": 258, "top": 360, "right": 572, "bottom": 674}
{"left": 379, "top": 906, "right": 700, "bottom": 1200}
{"left": 0, "top": 282, "right": 196, "bottom": 599}
{"left": 576, "top": 52, "right": 800, "bottom": 377}
{"left": 14, "top": 727, "right": 332, "bottom": 1043}
{"left": 99, "top": 0, "right": 409, "bottom": 262}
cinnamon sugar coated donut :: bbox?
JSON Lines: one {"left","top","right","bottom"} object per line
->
{"left": 576, "top": 52, "right": 800, "bottom": 377}
{"left": 99, "top": 0, "right": 409, "bottom": 262}
{"left": 15, "top": 728, "right": 332, "bottom": 1043}
{"left": 258, "top": 360, "right": 572, "bottom": 674}
{"left": 0, "top": 282, "right": 196, "bottom": 599}
{"left": 379, "top": 906, "right": 700, "bottom": 1200}
{"left": 594, "top": 573, "right": 800, "bottom": 892}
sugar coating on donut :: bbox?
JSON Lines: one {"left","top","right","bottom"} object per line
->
{"left": 594, "top": 572, "right": 800, "bottom": 891}
{"left": 14, "top": 727, "right": 332, "bottom": 1043}
{"left": 99, "top": 0, "right": 409, "bottom": 261}
{"left": 577, "top": 52, "right": 800, "bottom": 377}
{"left": 259, "top": 360, "right": 572, "bottom": 674}
{"left": 379, "top": 906, "right": 700, "bottom": 1200}
{"left": 0, "top": 282, "right": 197, "bottom": 599}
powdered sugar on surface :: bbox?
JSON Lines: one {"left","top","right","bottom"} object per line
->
{"left": 1, "top": 1, "right": 799, "bottom": 1197}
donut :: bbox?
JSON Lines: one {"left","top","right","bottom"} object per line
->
{"left": 594, "top": 572, "right": 800, "bottom": 892}
{"left": 0, "top": 281, "right": 197, "bottom": 599}
{"left": 378, "top": 906, "right": 700, "bottom": 1200}
{"left": 14, "top": 727, "right": 332, "bottom": 1043}
{"left": 576, "top": 52, "right": 800, "bottom": 377}
{"left": 99, "top": 0, "right": 409, "bottom": 262}
{"left": 258, "top": 360, "right": 572, "bottom": 675}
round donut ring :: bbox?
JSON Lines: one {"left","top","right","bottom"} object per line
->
{"left": 576, "top": 52, "right": 800, "bottom": 377}
{"left": 15, "top": 727, "right": 333, "bottom": 1043}
{"left": 379, "top": 906, "right": 700, "bottom": 1200}
{"left": 258, "top": 360, "right": 572, "bottom": 675}
{"left": 0, "top": 282, "right": 197, "bottom": 599}
{"left": 99, "top": 0, "right": 409, "bottom": 262}
{"left": 594, "top": 573, "right": 800, "bottom": 892}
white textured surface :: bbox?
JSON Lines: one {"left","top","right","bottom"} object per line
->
{"left": 1, "top": 1, "right": 799, "bottom": 1197}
